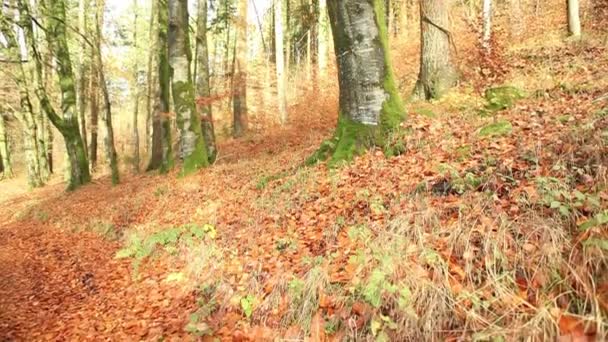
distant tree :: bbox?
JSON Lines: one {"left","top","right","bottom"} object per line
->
{"left": 195, "top": 0, "right": 217, "bottom": 162}
{"left": 95, "top": 0, "right": 120, "bottom": 184}
{"left": 413, "top": 0, "right": 457, "bottom": 100}
{"left": 131, "top": 0, "right": 140, "bottom": 172}
{"left": 482, "top": 0, "right": 492, "bottom": 52}
{"left": 275, "top": 0, "right": 287, "bottom": 124}
{"left": 308, "top": 0, "right": 405, "bottom": 165}
{"left": 0, "top": 113, "right": 13, "bottom": 178}
{"left": 317, "top": 0, "right": 329, "bottom": 74}
{"left": 567, "top": 0, "right": 581, "bottom": 37}
{"left": 168, "top": 0, "right": 209, "bottom": 174}
{"left": 233, "top": 0, "right": 248, "bottom": 137}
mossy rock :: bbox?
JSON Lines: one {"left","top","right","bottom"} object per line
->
{"left": 484, "top": 86, "right": 525, "bottom": 112}
{"left": 479, "top": 120, "right": 513, "bottom": 137}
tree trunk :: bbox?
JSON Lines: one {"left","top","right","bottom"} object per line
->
{"left": 567, "top": 0, "right": 581, "bottom": 37}
{"left": 482, "top": 0, "right": 492, "bottom": 52}
{"left": 232, "top": 0, "right": 248, "bottom": 137}
{"left": 0, "top": 114, "right": 13, "bottom": 178}
{"left": 274, "top": 0, "right": 287, "bottom": 124}
{"left": 148, "top": 0, "right": 174, "bottom": 172}
{"left": 168, "top": 0, "right": 209, "bottom": 174}
{"left": 77, "top": 0, "right": 89, "bottom": 161}
{"left": 145, "top": 0, "right": 158, "bottom": 158}
{"left": 89, "top": 55, "right": 99, "bottom": 170}
{"left": 412, "top": 0, "right": 457, "bottom": 100}
{"left": 131, "top": 0, "right": 140, "bottom": 172}
{"left": 196, "top": 0, "right": 217, "bottom": 162}
{"left": 317, "top": 0, "right": 329, "bottom": 75}
{"left": 95, "top": 0, "right": 120, "bottom": 184}
{"left": 309, "top": 0, "right": 405, "bottom": 166}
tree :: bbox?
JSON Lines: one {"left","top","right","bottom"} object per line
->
{"left": 168, "top": 0, "right": 209, "bottom": 174}
{"left": 308, "top": 0, "right": 405, "bottom": 165}
{"left": 0, "top": 113, "right": 13, "bottom": 178}
{"left": 195, "top": 0, "right": 217, "bottom": 162}
{"left": 5, "top": 0, "right": 89, "bottom": 190}
{"left": 233, "top": 0, "right": 248, "bottom": 137}
{"left": 482, "top": 0, "right": 492, "bottom": 52}
{"left": 77, "top": 0, "right": 90, "bottom": 161}
{"left": 275, "top": 0, "right": 287, "bottom": 124}
{"left": 317, "top": 0, "right": 329, "bottom": 74}
{"left": 95, "top": 0, "right": 120, "bottom": 184}
{"left": 148, "top": 0, "right": 174, "bottom": 173}
{"left": 131, "top": 0, "right": 140, "bottom": 172}
{"left": 412, "top": 0, "right": 457, "bottom": 100}
{"left": 567, "top": 0, "right": 581, "bottom": 37}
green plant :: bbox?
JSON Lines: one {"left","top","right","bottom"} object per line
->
{"left": 240, "top": 294, "right": 256, "bottom": 318}
{"left": 479, "top": 120, "right": 513, "bottom": 137}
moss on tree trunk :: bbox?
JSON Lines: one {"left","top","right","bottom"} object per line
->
{"left": 308, "top": 0, "right": 405, "bottom": 166}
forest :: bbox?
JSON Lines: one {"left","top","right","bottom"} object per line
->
{"left": 0, "top": 0, "right": 607, "bottom": 340}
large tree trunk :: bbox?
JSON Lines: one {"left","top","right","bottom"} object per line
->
{"left": 309, "top": 0, "right": 405, "bottom": 166}
{"left": 232, "top": 0, "right": 248, "bottom": 137}
{"left": 567, "top": 0, "right": 581, "bottom": 37}
{"left": 168, "top": 0, "right": 209, "bottom": 174}
{"left": 274, "top": 0, "right": 287, "bottom": 124}
{"left": 131, "top": 0, "right": 140, "bottom": 172}
{"left": 195, "top": 0, "right": 217, "bottom": 162}
{"left": 147, "top": 0, "right": 174, "bottom": 173}
{"left": 95, "top": 0, "right": 120, "bottom": 184}
{"left": 0, "top": 114, "right": 13, "bottom": 178}
{"left": 145, "top": 0, "right": 158, "bottom": 158}
{"left": 412, "top": 0, "right": 457, "bottom": 100}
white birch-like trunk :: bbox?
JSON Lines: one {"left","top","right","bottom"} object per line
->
{"left": 274, "top": 0, "right": 287, "bottom": 124}
{"left": 482, "top": 0, "right": 492, "bottom": 52}
{"left": 568, "top": 0, "right": 581, "bottom": 37}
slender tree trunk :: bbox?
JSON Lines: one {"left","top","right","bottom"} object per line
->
{"left": 77, "top": 0, "right": 89, "bottom": 161}
{"left": 567, "top": 0, "right": 581, "bottom": 37}
{"left": 482, "top": 0, "right": 492, "bottom": 52}
{"left": 274, "top": 0, "right": 287, "bottom": 124}
{"left": 317, "top": 0, "right": 329, "bottom": 75}
{"left": 21, "top": 0, "right": 91, "bottom": 190}
{"left": 89, "top": 57, "right": 99, "bottom": 170}
{"left": 0, "top": 114, "right": 13, "bottom": 178}
{"left": 232, "top": 0, "right": 248, "bottom": 137}
{"left": 412, "top": 0, "right": 457, "bottom": 100}
{"left": 309, "top": 0, "right": 405, "bottom": 166}
{"left": 168, "top": 0, "right": 209, "bottom": 174}
{"left": 131, "top": 0, "right": 140, "bottom": 172}
{"left": 196, "top": 0, "right": 217, "bottom": 162}
{"left": 145, "top": 0, "right": 158, "bottom": 157}
{"left": 95, "top": 0, "right": 120, "bottom": 184}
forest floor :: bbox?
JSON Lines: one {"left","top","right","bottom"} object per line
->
{"left": 2, "top": 34, "right": 608, "bottom": 341}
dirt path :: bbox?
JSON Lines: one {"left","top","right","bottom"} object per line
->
{"left": 0, "top": 219, "right": 195, "bottom": 341}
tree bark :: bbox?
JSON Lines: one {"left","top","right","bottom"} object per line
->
{"left": 145, "top": 0, "right": 158, "bottom": 158}
{"left": 412, "top": 0, "right": 457, "bottom": 100}
{"left": 0, "top": 114, "right": 14, "bottom": 178}
{"left": 309, "top": 0, "right": 405, "bottom": 166}
{"left": 27, "top": 0, "right": 91, "bottom": 190}
{"left": 131, "top": 0, "right": 140, "bottom": 172}
{"left": 482, "top": 0, "right": 492, "bottom": 52}
{"left": 195, "top": 0, "right": 217, "bottom": 162}
{"left": 168, "top": 0, "right": 209, "bottom": 174}
{"left": 77, "top": 0, "right": 89, "bottom": 161}
{"left": 148, "top": 0, "right": 174, "bottom": 173}
{"left": 275, "top": 0, "right": 287, "bottom": 124}
{"left": 89, "top": 53, "right": 99, "bottom": 170}
{"left": 232, "top": 0, "right": 248, "bottom": 137}
{"left": 567, "top": 0, "right": 581, "bottom": 37}
{"left": 95, "top": 0, "right": 120, "bottom": 184}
